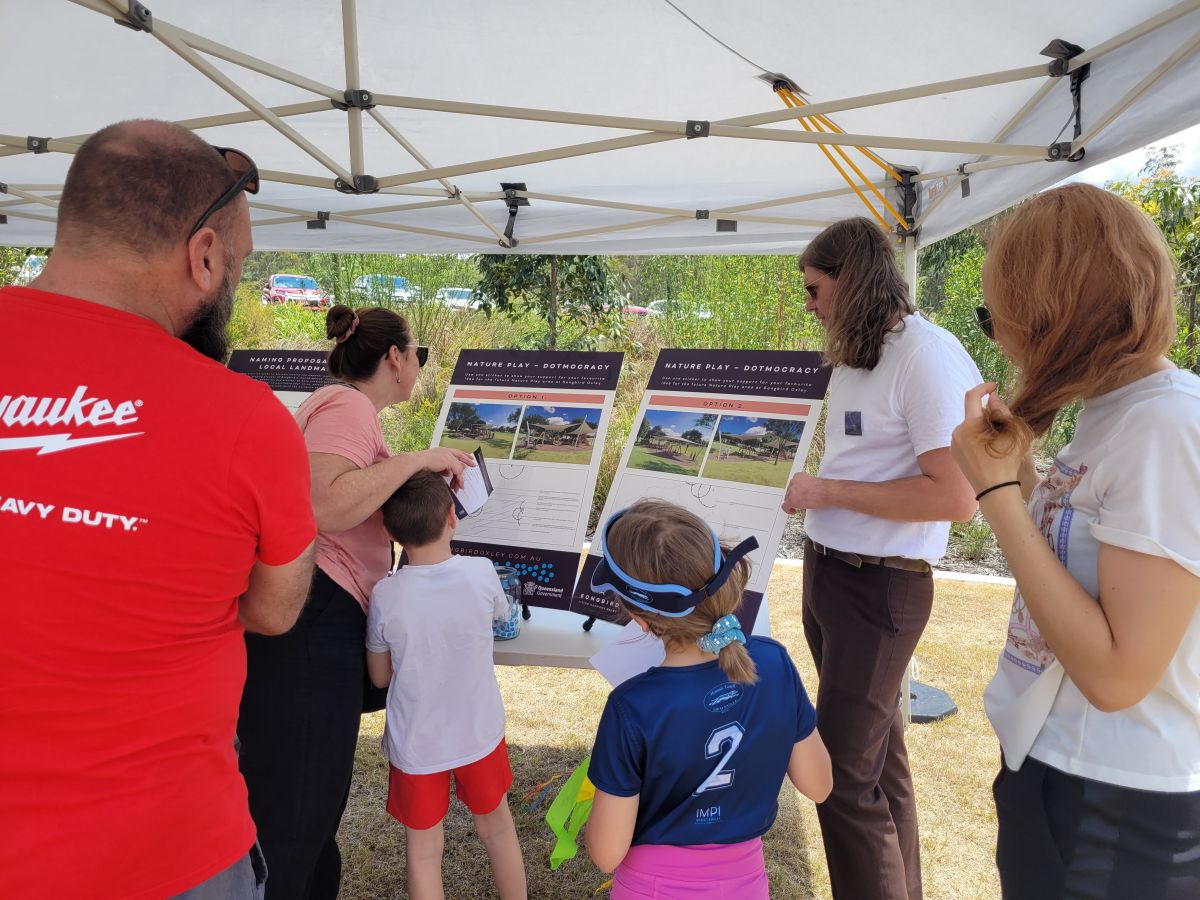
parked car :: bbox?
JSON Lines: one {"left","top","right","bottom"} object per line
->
{"left": 434, "top": 287, "right": 478, "bottom": 309}
{"left": 597, "top": 299, "right": 649, "bottom": 317}
{"left": 261, "top": 274, "right": 330, "bottom": 308}
{"left": 646, "top": 299, "right": 713, "bottom": 320}
{"left": 351, "top": 274, "right": 418, "bottom": 304}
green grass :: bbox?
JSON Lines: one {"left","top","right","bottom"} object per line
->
{"left": 337, "top": 570, "right": 1013, "bottom": 899}
{"left": 440, "top": 434, "right": 517, "bottom": 460}
{"left": 701, "top": 441, "right": 795, "bottom": 488}
{"left": 512, "top": 443, "right": 597, "bottom": 466}
{"left": 950, "top": 516, "right": 995, "bottom": 562}
{"left": 626, "top": 443, "right": 703, "bottom": 476}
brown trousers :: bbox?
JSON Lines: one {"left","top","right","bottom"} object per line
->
{"left": 802, "top": 540, "right": 934, "bottom": 900}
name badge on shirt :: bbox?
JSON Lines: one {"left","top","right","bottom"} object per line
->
{"left": 845, "top": 411, "right": 863, "bottom": 436}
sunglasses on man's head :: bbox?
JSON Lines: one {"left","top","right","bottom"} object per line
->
{"left": 974, "top": 306, "right": 995, "bottom": 340}
{"left": 188, "top": 146, "right": 260, "bottom": 240}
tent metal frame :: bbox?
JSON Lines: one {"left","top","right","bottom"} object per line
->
{"left": 1, "top": 0, "right": 1198, "bottom": 265}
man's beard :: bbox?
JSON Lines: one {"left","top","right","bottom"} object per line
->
{"left": 180, "top": 251, "right": 236, "bottom": 362}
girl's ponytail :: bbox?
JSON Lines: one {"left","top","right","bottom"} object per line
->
{"left": 717, "top": 641, "right": 758, "bottom": 685}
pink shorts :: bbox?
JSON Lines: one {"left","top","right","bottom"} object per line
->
{"left": 611, "top": 838, "right": 769, "bottom": 899}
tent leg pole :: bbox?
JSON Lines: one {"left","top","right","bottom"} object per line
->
{"left": 904, "top": 235, "right": 919, "bottom": 303}
{"left": 903, "top": 232, "right": 916, "bottom": 729}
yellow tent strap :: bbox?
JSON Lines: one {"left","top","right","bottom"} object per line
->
{"left": 779, "top": 91, "right": 890, "bottom": 231}
{"left": 792, "top": 103, "right": 902, "bottom": 183}
{"left": 774, "top": 88, "right": 903, "bottom": 183}
{"left": 816, "top": 116, "right": 904, "bottom": 183}
{"left": 791, "top": 95, "right": 908, "bottom": 226}
{"left": 779, "top": 88, "right": 909, "bottom": 228}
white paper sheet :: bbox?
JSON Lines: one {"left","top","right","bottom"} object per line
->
{"left": 589, "top": 622, "right": 666, "bottom": 687}
{"left": 454, "top": 452, "right": 492, "bottom": 516}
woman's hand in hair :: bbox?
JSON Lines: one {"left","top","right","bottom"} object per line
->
{"left": 951, "top": 383, "right": 1023, "bottom": 496}
{"left": 415, "top": 447, "right": 474, "bottom": 491}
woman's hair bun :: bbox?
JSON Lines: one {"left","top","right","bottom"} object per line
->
{"left": 325, "top": 304, "right": 357, "bottom": 341}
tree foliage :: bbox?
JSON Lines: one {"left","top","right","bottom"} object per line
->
{"left": 1106, "top": 145, "right": 1200, "bottom": 370}
{"left": 917, "top": 227, "right": 985, "bottom": 313}
{"left": 472, "top": 254, "right": 619, "bottom": 350}
{"left": 618, "top": 255, "right": 822, "bottom": 350}
{"left": 446, "top": 402, "right": 485, "bottom": 432}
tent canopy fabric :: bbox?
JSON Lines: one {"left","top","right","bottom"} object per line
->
{"left": 657, "top": 432, "right": 702, "bottom": 446}
{"left": 2, "top": 1, "right": 1199, "bottom": 256}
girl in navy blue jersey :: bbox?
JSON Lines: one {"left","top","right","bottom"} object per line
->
{"left": 585, "top": 500, "right": 832, "bottom": 899}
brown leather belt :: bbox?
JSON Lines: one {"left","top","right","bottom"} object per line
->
{"left": 808, "top": 539, "right": 931, "bottom": 574}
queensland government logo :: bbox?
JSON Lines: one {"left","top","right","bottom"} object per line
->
{"left": 0, "top": 386, "right": 144, "bottom": 455}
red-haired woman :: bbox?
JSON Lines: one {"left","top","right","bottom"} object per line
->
{"left": 952, "top": 183, "right": 1200, "bottom": 898}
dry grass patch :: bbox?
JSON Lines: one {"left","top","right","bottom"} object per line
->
{"left": 338, "top": 569, "right": 1013, "bottom": 899}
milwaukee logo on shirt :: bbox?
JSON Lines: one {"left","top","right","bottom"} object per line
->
{"left": 0, "top": 386, "right": 144, "bottom": 454}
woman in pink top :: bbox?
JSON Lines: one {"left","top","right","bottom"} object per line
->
{"left": 237, "top": 304, "right": 471, "bottom": 899}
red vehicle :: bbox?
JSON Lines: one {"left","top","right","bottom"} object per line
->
{"left": 261, "top": 274, "right": 331, "bottom": 309}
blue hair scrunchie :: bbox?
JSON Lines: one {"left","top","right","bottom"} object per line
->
{"left": 697, "top": 614, "right": 746, "bottom": 655}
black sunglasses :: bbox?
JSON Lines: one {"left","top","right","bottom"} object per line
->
{"left": 974, "top": 306, "right": 995, "bottom": 340}
{"left": 188, "top": 146, "right": 260, "bottom": 239}
{"left": 803, "top": 268, "right": 837, "bottom": 302}
{"left": 415, "top": 345, "right": 429, "bottom": 368}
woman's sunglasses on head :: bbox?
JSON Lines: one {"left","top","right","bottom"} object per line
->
{"left": 188, "top": 146, "right": 260, "bottom": 239}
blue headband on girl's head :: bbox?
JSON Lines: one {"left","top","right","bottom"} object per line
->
{"left": 590, "top": 507, "right": 759, "bottom": 617}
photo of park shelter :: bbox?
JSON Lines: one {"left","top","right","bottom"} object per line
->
{"left": 439, "top": 402, "right": 521, "bottom": 459}
{"left": 512, "top": 406, "right": 601, "bottom": 465}
{"left": 701, "top": 415, "right": 805, "bottom": 488}
{"left": 627, "top": 409, "right": 717, "bottom": 476}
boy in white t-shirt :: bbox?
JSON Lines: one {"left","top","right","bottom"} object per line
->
{"left": 366, "top": 470, "right": 527, "bottom": 900}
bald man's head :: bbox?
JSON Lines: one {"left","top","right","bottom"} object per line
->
{"left": 56, "top": 120, "right": 242, "bottom": 256}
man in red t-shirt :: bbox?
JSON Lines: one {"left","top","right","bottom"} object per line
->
{"left": 0, "top": 121, "right": 316, "bottom": 899}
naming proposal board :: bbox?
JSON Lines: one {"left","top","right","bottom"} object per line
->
{"left": 569, "top": 349, "right": 832, "bottom": 626}
{"left": 429, "top": 350, "right": 623, "bottom": 612}
{"left": 227, "top": 349, "right": 333, "bottom": 411}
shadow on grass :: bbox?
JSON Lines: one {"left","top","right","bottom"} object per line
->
{"left": 338, "top": 725, "right": 822, "bottom": 899}
{"left": 627, "top": 447, "right": 701, "bottom": 476}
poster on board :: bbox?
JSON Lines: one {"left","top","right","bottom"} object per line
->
{"left": 429, "top": 349, "right": 623, "bottom": 612}
{"left": 569, "top": 349, "right": 831, "bottom": 627}
{"left": 227, "top": 349, "right": 333, "bottom": 411}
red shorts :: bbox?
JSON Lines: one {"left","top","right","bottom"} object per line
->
{"left": 386, "top": 739, "right": 513, "bottom": 830}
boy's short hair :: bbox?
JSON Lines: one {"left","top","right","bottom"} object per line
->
{"left": 382, "top": 470, "right": 453, "bottom": 547}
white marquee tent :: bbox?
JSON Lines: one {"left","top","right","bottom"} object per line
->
{"left": 3, "top": 0, "right": 1200, "bottom": 276}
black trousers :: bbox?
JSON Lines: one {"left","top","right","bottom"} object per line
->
{"left": 803, "top": 540, "right": 934, "bottom": 900}
{"left": 238, "top": 568, "right": 378, "bottom": 900}
{"left": 995, "top": 754, "right": 1200, "bottom": 899}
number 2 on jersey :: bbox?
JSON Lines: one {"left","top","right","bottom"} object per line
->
{"left": 694, "top": 722, "right": 745, "bottom": 795}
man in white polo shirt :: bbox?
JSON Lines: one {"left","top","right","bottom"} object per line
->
{"left": 782, "top": 218, "right": 979, "bottom": 900}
